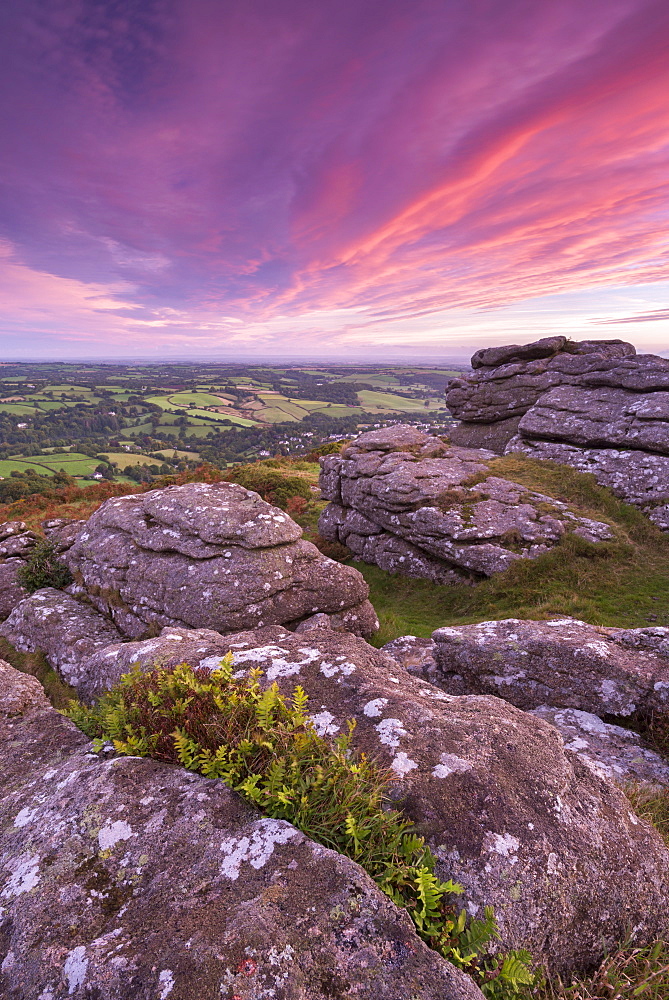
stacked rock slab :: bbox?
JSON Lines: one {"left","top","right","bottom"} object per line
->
{"left": 318, "top": 425, "right": 612, "bottom": 582}
{"left": 79, "top": 622, "right": 669, "bottom": 973}
{"left": 0, "top": 520, "right": 38, "bottom": 619}
{"left": 0, "top": 660, "right": 478, "bottom": 1000}
{"left": 54, "top": 481, "right": 378, "bottom": 638}
{"left": 445, "top": 337, "right": 669, "bottom": 528}
{"left": 430, "top": 618, "right": 669, "bottom": 717}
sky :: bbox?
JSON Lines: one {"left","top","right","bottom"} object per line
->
{"left": 1, "top": 0, "right": 668, "bottom": 361}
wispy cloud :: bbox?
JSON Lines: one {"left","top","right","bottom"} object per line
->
{"left": 0, "top": 0, "right": 668, "bottom": 355}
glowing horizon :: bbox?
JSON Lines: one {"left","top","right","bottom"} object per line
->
{"left": 1, "top": 0, "right": 668, "bottom": 360}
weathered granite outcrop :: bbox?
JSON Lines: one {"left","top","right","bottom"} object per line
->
{"left": 318, "top": 425, "right": 613, "bottom": 582}
{"left": 0, "top": 521, "right": 38, "bottom": 619}
{"left": 0, "top": 658, "right": 481, "bottom": 1000}
{"left": 446, "top": 337, "right": 648, "bottom": 427}
{"left": 0, "top": 587, "right": 123, "bottom": 689}
{"left": 121, "top": 623, "right": 669, "bottom": 973}
{"left": 530, "top": 706, "right": 669, "bottom": 791}
{"left": 445, "top": 338, "right": 669, "bottom": 526}
{"left": 57, "top": 481, "right": 378, "bottom": 638}
{"left": 431, "top": 618, "right": 669, "bottom": 717}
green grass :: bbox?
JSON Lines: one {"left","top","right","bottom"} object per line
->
{"left": 349, "top": 456, "right": 669, "bottom": 645}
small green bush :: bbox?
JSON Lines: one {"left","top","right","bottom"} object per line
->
{"left": 67, "top": 658, "right": 533, "bottom": 998}
{"left": 17, "top": 539, "right": 73, "bottom": 593}
{"left": 225, "top": 464, "right": 313, "bottom": 509}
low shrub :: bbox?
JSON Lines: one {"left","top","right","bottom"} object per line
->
{"left": 17, "top": 539, "right": 73, "bottom": 593}
{"left": 67, "top": 658, "right": 533, "bottom": 998}
{"left": 224, "top": 464, "right": 313, "bottom": 509}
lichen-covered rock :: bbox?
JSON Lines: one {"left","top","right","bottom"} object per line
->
{"left": 431, "top": 618, "right": 669, "bottom": 716}
{"left": 506, "top": 435, "right": 669, "bottom": 529}
{"left": 382, "top": 635, "right": 439, "bottom": 681}
{"left": 0, "top": 519, "right": 37, "bottom": 547}
{"left": 445, "top": 338, "right": 652, "bottom": 425}
{"left": 318, "top": 425, "right": 612, "bottom": 582}
{"left": 0, "top": 587, "right": 123, "bottom": 688}
{"left": 0, "top": 658, "right": 48, "bottom": 715}
{"left": 448, "top": 415, "right": 522, "bottom": 455}
{"left": 531, "top": 706, "right": 669, "bottom": 791}
{"left": 0, "top": 559, "right": 30, "bottom": 619}
{"left": 0, "top": 660, "right": 482, "bottom": 1000}
{"left": 58, "top": 481, "right": 377, "bottom": 639}
{"left": 42, "top": 516, "right": 86, "bottom": 553}
{"left": 516, "top": 385, "right": 669, "bottom": 455}
{"left": 444, "top": 339, "right": 669, "bottom": 526}
{"left": 0, "top": 521, "right": 39, "bottom": 620}
{"left": 195, "top": 625, "right": 669, "bottom": 972}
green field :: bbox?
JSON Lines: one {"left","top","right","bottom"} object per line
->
{"left": 0, "top": 404, "right": 37, "bottom": 415}
{"left": 0, "top": 452, "right": 100, "bottom": 478}
{"left": 101, "top": 452, "right": 157, "bottom": 468}
{"left": 167, "top": 391, "right": 230, "bottom": 407}
{"left": 356, "top": 389, "right": 444, "bottom": 412}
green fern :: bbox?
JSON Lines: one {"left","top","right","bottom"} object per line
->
{"left": 66, "top": 658, "right": 535, "bottom": 998}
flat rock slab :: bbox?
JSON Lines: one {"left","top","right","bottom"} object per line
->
{"left": 0, "top": 660, "right": 480, "bottom": 1000}
{"left": 0, "top": 587, "right": 123, "bottom": 688}
{"left": 60, "top": 481, "right": 377, "bottom": 639}
{"left": 431, "top": 618, "right": 669, "bottom": 717}
{"left": 319, "top": 425, "right": 612, "bottom": 582}
{"left": 150, "top": 624, "right": 669, "bottom": 973}
{"left": 531, "top": 706, "right": 669, "bottom": 791}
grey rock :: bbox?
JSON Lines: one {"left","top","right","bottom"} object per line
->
{"left": 77, "top": 625, "right": 234, "bottom": 703}
{"left": 318, "top": 426, "right": 613, "bottom": 582}
{"left": 0, "top": 558, "right": 29, "bottom": 619}
{"left": 381, "top": 635, "right": 439, "bottom": 680}
{"left": 445, "top": 339, "right": 669, "bottom": 526}
{"left": 471, "top": 335, "right": 568, "bottom": 369}
{"left": 0, "top": 587, "right": 123, "bottom": 689}
{"left": 448, "top": 416, "right": 522, "bottom": 454}
{"left": 0, "top": 528, "right": 38, "bottom": 559}
{"left": 505, "top": 436, "right": 669, "bottom": 527}
{"left": 445, "top": 339, "right": 664, "bottom": 426}
{"left": 42, "top": 516, "right": 86, "bottom": 552}
{"left": 0, "top": 521, "right": 29, "bottom": 541}
{"left": 213, "top": 625, "right": 669, "bottom": 972}
{"left": 431, "top": 618, "right": 669, "bottom": 716}
{"left": 0, "top": 658, "right": 49, "bottom": 715}
{"left": 0, "top": 661, "right": 477, "bottom": 1000}
{"left": 531, "top": 706, "right": 669, "bottom": 791}
{"left": 60, "top": 481, "right": 377, "bottom": 639}
{"left": 518, "top": 385, "right": 669, "bottom": 455}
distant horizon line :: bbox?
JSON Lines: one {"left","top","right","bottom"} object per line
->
{"left": 0, "top": 355, "right": 473, "bottom": 366}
